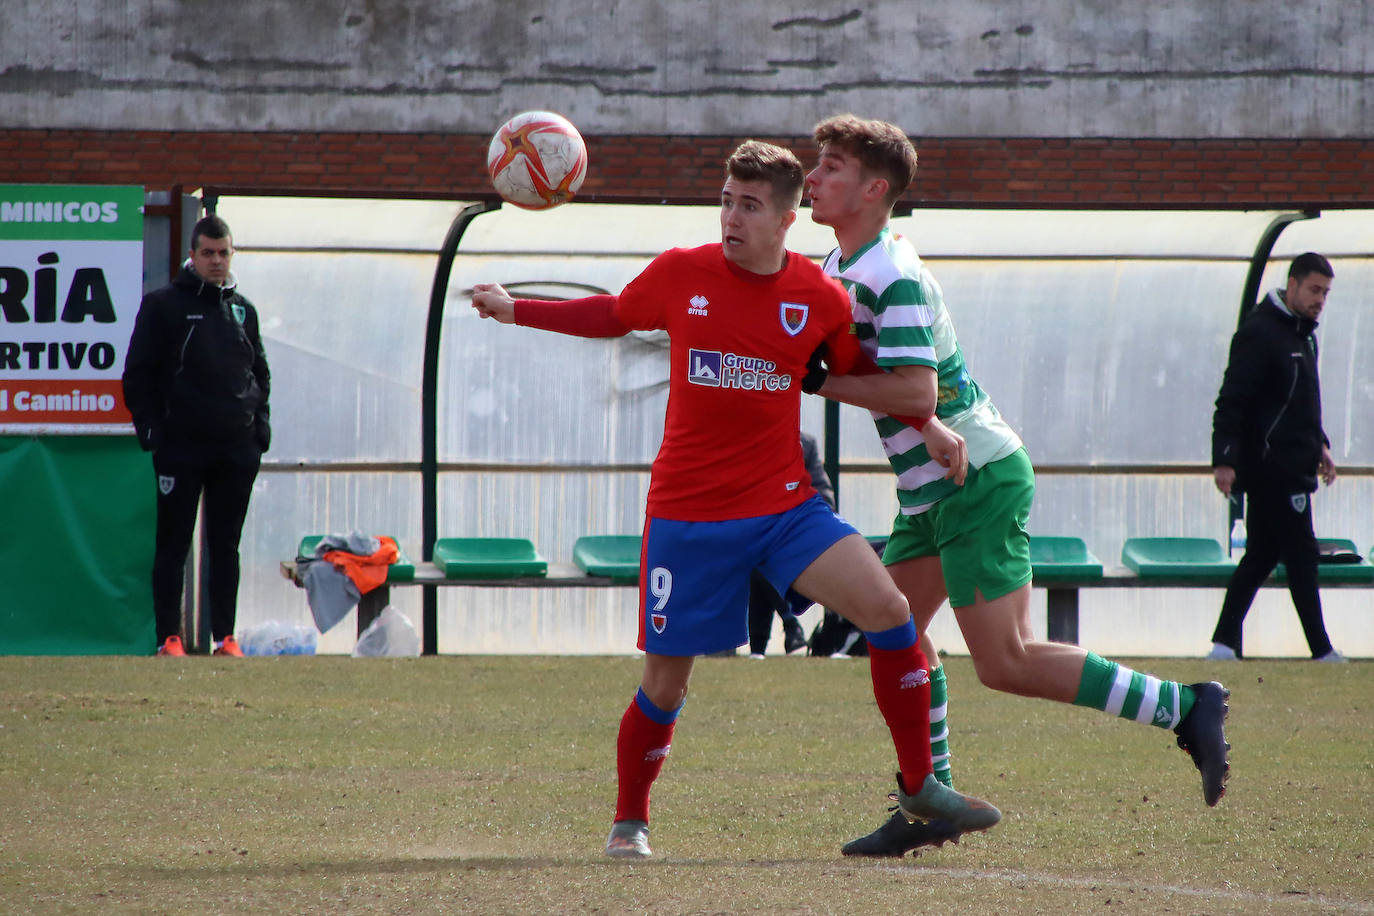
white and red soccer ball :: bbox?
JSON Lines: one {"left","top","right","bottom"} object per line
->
{"left": 486, "top": 111, "right": 588, "bottom": 210}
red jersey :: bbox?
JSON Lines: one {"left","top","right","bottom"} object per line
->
{"left": 615, "top": 244, "right": 856, "bottom": 521}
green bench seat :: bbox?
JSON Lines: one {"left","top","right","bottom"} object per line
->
{"left": 1030, "top": 536, "right": 1104, "bottom": 584}
{"left": 297, "top": 535, "right": 416, "bottom": 582}
{"left": 572, "top": 535, "right": 642, "bottom": 583}
{"left": 432, "top": 537, "right": 547, "bottom": 579}
{"left": 1121, "top": 537, "right": 1237, "bottom": 581}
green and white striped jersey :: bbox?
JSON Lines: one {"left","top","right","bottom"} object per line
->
{"left": 823, "top": 227, "right": 1022, "bottom": 515}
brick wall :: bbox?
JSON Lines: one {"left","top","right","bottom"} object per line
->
{"left": 4, "top": 129, "right": 1373, "bottom": 209}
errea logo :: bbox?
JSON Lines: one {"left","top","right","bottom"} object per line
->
{"left": 899, "top": 669, "right": 930, "bottom": 689}
{"left": 688, "top": 295, "right": 709, "bottom": 316}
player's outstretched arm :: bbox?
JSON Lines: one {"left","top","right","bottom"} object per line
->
{"left": 472, "top": 285, "right": 630, "bottom": 338}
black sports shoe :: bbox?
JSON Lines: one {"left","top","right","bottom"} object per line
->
{"left": 1174, "top": 681, "right": 1231, "bottom": 806}
{"left": 783, "top": 619, "right": 808, "bottom": 655}
{"left": 841, "top": 810, "right": 962, "bottom": 857}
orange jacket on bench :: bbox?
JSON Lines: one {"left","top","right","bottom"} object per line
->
{"left": 322, "top": 536, "right": 399, "bottom": 595}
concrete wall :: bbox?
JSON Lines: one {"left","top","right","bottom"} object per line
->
{"left": 3, "top": 1, "right": 1371, "bottom": 138}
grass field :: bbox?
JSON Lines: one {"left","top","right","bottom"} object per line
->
{"left": 2, "top": 654, "right": 1370, "bottom": 915}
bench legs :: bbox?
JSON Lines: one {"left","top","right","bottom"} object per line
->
{"left": 357, "top": 584, "right": 390, "bottom": 637}
{"left": 1046, "top": 587, "right": 1079, "bottom": 645}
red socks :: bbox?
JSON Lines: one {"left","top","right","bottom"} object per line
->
{"left": 867, "top": 642, "right": 934, "bottom": 790}
{"left": 613, "top": 693, "right": 676, "bottom": 823}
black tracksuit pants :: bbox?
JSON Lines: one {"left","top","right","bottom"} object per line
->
{"left": 150, "top": 435, "right": 262, "bottom": 643}
{"left": 1212, "top": 483, "right": 1334, "bottom": 658}
{"left": 747, "top": 570, "right": 808, "bottom": 656}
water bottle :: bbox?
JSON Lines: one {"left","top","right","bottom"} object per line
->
{"left": 279, "top": 625, "right": 318, "bottom": 655}
{"left": 1229, "top": 518, "right": 1247, "bottom": 555}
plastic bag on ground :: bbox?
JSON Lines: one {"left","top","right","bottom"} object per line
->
{"left": 238, "top": 620, "right": 318, "bottom": 656}
{"left": 352, "top": 606, "right": 420, "bottom": 657}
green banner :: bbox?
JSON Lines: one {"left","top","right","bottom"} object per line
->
{"left": 0, "top": 435, "right": 155, "bottom": 655}
{"left": 0, "top": 185, "right": 143, "bottom": 241}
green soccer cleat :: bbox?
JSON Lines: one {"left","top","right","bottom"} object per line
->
{"left": 1174, "top": 681, "right": 1231, "bottom": 806}
{"left": 893, "top": 772, "right": 1002, "bottom": 833}
{"left": 841, "top": 810, "right": 962, "bottom": 858}
{"left": 605, "top": 819, "right": 652, "bottom": 859}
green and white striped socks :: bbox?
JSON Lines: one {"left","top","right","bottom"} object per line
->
{"left": 1073, "top": 652, "right": 1195, "bottom": 729}
{"left": 929, "top": 664, "right": 954, "bottom": 786}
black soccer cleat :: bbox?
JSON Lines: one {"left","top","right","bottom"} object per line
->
{"left": 1174, "top": 681, "right": 1231, "bottom": 807}
{"left": 841, "top": 810, "right": 962, "bottom": 858}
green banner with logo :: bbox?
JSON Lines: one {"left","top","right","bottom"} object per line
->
{"left": 0, "top": 435, "right": 155, "bottom": 655}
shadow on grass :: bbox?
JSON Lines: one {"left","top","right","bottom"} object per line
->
{"left": 128, "top": 854, "right": 845, "bottom": 881}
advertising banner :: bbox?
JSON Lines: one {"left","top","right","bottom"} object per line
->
{"left": 0, "top": 184, "right": 144, "bottom": 433}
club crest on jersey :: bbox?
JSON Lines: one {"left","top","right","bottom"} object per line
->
{"left": 230, "top": 303, "right": 246, "bottom": 325}
{"left": 651, "top": 612, "right": 667, "bottom": 634}
{"left": 780, "top": 301, "right": 809, "bottom": 336}
{"left": 1290, "top": 493, "right": 1307, "bottom": 513}
{"left": 158, "top": 475, "right": 175, "bottom": 495}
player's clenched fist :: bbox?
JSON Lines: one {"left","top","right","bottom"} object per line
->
{"left": 471, "top": 283, "right": 517, "bottom": 323}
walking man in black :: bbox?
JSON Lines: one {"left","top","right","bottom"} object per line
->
{"left": 1210, "top": 252, "right": 1344, "bottom": 662}
{"left": 123, "top": 215, "right": 271, "bottom": 657}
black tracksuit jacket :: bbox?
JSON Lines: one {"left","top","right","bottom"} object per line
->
{"left": 1211, "top": 290, "right": 1326, "bottom": 494}
{"left": 122, "top": 264, "right": 271, "bottom": 453}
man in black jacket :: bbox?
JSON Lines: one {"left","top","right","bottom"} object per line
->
{"left": 1210, "top": 252, "right": 1342, "bottom": 662}
{"left": 122, "top": 215, "right": 271, "bottom": 657}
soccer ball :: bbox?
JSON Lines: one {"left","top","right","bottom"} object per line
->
{"left": 486, "top": 111, "right": 588, "bottom": 210}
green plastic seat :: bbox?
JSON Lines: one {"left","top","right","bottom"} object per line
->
{"left": 432, "top": 537, "right": 547, "bottom": 579}
{"left": 1030, "top": 536, "right": 1104, "bottom": 584}
{"left": 1121, "top": 537, "right": 1237, "bottom": 581}
{"left": 1275, "top": 538, "right": 1374, "bottom": 584}
{"left": 572, "top": 535, "right": 642, "bottom": 582}
{"left": 297, "top": 534, "right": 416, "bottom": 582}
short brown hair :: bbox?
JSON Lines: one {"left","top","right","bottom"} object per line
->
{"left": 190, "top": 214, "right": 232, "bottom": 250}
{"left": 813, "top": 114, "right": 918, "bottom": 205}
{"left": 725, "top": 140, "right": 804, "bottom": 211}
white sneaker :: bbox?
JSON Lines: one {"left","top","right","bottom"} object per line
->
{"left": 1315, "top": 649, "right": 1348, "bottom": 663}
{"left": 1207, "top": 643, "right": 1238, "bottom": 661}
{"left": 748, "top": 653, "right": 766, "bottom": 660}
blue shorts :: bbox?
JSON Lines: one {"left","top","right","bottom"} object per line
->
{"left": 638, "top": 495, "right": 857, "bottom": 656}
